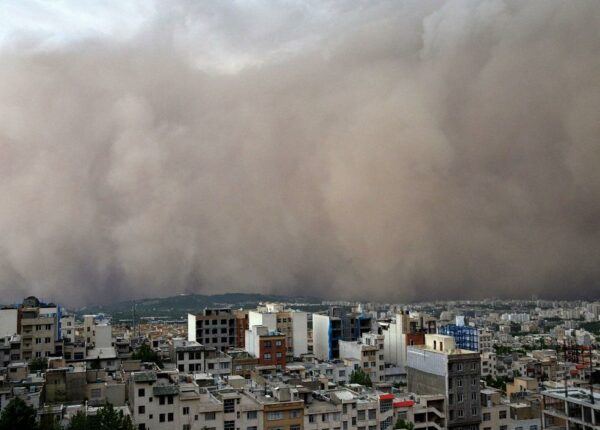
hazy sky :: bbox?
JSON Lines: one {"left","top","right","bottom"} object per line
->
{"left": 1, "top": 0, "right": 599, "bottom": 305}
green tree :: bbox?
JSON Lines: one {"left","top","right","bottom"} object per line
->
{"left": 0, "top": 397, "right": 38, "bottom": 430}
{"left": 29, "top": 357, "right": 48, "bottom": 372}
{"left": 66, "top": 403, "right": 135, "bottom": 430}
{"left": 349, "top": 368, "right": 372, "bottom": 387}
{"left": 131, "top": 343, "right": 163, "bottom": 368}
{"left": 395, "top": 418, "right": 415, "bottom": 430}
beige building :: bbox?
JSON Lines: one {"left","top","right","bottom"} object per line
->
{"left": 20, "top": 306, "right": 57, "bottom": 361}
{"left": 505, "top": 377, "right": 538, "bottom": 401}
{"left": 480, "top": 388, "right": 510, "bottom": 430}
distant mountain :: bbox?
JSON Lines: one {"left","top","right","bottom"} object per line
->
{"left": 75, "top": 292, "right": 323, "bottom": 321}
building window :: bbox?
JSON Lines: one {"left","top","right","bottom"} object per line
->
{"left": 138, "top": 406, "right": 145, "bottom": 414}
{"left": 205, "top": 412, "right": 216, "bottom": 421}
{"left": 471, "top": 407, "right": 478, "bottom": 416}
{"left": 247, "top": 411, "right": 257, "bottom": 419}
{"left": 159, "top": 396, "right": 165, "bottom": 405}
{"left": 456, "top": 363, "right": 463, "bottom": 371}
{"left": 224, "top": 421, "right": 235, "bottom": 430}
{"left": 499, "top": 411, "right": 507, "bottom": 419}
{"left": 268, "top": 412, "right": 284, "bottom": 421}
{"left": 457, "top": 410, "right": 464, "bottom": 418}
{"left": 168, "top": 413, "right": 174, "bottom": 422}
{"left": 291, "top": 426, "right": 301, "bottom": 430}
{"left": 138, "top": 388, "right": 145, "bottom": 397}
{"left": 457, "top": 378, "right": 463, "bottom": 387}
{"left": 264, "top": 353, "right": 272, "bottom": 360}
{"left": 275, "top": 340, "right": 282, "bottom": 347}
{"left": 159, "top": 414, "right": 165, "bottom": 422}
{"left": 290, "top": 410, "right": 301, "bottom": 418}
{"left": 309, "top": 415, "right": 316, "bottom": 423}
{"left": 322, "top": 414, "right": 328, "bottom": 422}
{"left": 224, "top": 399, "right": 235, "bottom": 413}
{"left": 183, "top": 407, "right": 189, "bottom": 415}
{"left": 457, "top": 394, "right": 464, "bottom": 403}
{"left": 168, "top": 396, "right": 174, "bottom": 405}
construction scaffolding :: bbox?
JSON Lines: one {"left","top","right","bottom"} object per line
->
{"left": 438, "top": 324, "right": 479, "bottom": 352}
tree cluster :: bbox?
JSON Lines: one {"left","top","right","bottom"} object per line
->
{"left": 349, "top": 368, "right": 372, "bottom": 387}
{"left": 0, "top": 398, "right": 134, "bottom": 430}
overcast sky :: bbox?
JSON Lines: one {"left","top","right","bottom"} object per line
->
{"left": 1, "top": 0, "right": 599, "bottom": 306}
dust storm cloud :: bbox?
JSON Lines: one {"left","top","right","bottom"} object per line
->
{"left": 1, "top": 0, "right": 599, "bottom": 305}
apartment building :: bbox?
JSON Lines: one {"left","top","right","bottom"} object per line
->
{"left": 541, "top": 388, "right": 600, "bottom": 430}
{"left": 407, "top": 334, "right": 482, "bottom": 430}
{"left": 19, "top": 306, "right": 57, "bottom": 361}
{"left": 82, "top": 315, "right": 112, "bottom": 349}
{"left": 245, "top": 325, "right": 287, "bottom": 368}
{"left": 129, "top": 368, "right": 230, "bottom": 430}
{"left": 392, "top": 395, "right": 446, "bottom": 430}
{"left": 250, "top": 304, "right": 309, "bottom": 358}
{"left": 188, "top": 309, "right": 236, "bottom": 351}
{"left": 311, "top": 361, "right": 355, "bottom": 386}
{"left": 228, "top": 349, "right": 260, "bottom": 378}
{"left": 234, "top": 310, "right": 249, "bottom": 348}
{"left": 304, "top": 389, "right": 359, "bottom": 430}
{"left": 505, "top": 377, "right": 538, "bottom": 402}
{"left": 0, "top": 335, "right": 21, "bottom": 367}
{"left": 480, "top": 388, "right": 510, "bottom": 430}
{"left": 0, "top": 307, "right": 18, "bottom": 338}
{"left": 481, "top": 353, "right": 498, "bottom": 379}
{"left": 215, "top": 389, "right": 264, "bottom": 430}
{"left": 313, "top": 308, "right": 372, "bottom": 361}
{"left": 382, "top": 312, "right": 429, "bottom": 373}
{"left": 60, "top": 313, "right": 76, "bottom": 342}
{"left": 479, "top": 330, "right": 494, "bottom": 354}
{"left": 339, "top": 333, "right": 385, "bottom": 383}
{"left": 171, "top": 338, "right": 232, "bottom": 377}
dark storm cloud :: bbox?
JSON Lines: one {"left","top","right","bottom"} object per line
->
{"left": 1, "top": 0, "right": 599, "bottom": 305}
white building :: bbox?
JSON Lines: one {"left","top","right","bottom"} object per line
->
{"left": 0, "top": 308, "right": 18, "bottom": 338}
{"left": 171, "top": 338, "right": 232, "bottom": 378}
{"left": 83, "top": 315, "right": 112, "bottom": 349}
{"left": 60, "top": 314, "right": 76, "bottom": 341}
{"left": 339, "top": 333, "right": 385, "bottom": 383}
{"left": 249, "top": 307, "right": 308, "bottom": 358}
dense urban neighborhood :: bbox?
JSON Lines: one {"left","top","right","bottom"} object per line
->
{"left": 1, "top": 295, "right": 599, "bottom": 430}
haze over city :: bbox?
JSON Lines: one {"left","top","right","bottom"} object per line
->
{"left": 1, "top": 0, "right": 600, "bottom": 305}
